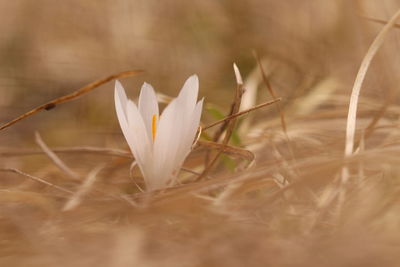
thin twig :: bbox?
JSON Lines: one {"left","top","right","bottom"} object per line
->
{"left": 196, "top": 140, "right": 254, "bottom": 162}
{"left": 0, "top": 70, "right": 143, "bottom": 131}
{"left": 254, "top": 51, "right": 287, "bottom": 134}
{"left": 254, "top": 52, "right": 298, "bottom": 179}
{"left": 359, "top": 14, "right": 400, "bottom": 29}
{"left": 203, "top": 98, "right": 281, "bottom": 131}
{"left": 197, "top": 63, "right": 245, "bottom": 181}
{"left": 35, "top": 131, "right": 81, "bottom": 181}
{"left": 181, "top": 167, "right": 214, "bottom": 181}
{"left": 181, "top": 167, "right": 202, "bottom": 176}
{"left": 211, "top": 65, "right": 245, "bottom": 142}
{"left": 0, "top": 168, "right": 73, "bottom": 194}
{"left": 0, "top": 146, "right": 132, "bottom": 158}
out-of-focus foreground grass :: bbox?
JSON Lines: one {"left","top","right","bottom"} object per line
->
{"left": 1, "top": 1, "right": 400, "bottom": 266}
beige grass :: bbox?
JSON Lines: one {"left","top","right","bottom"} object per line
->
{"left": 2, "top": 2, "right": 400, "bottom": 267}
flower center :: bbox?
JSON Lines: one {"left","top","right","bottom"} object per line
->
{"left": 152, "top": 114, "right": 157, "bottom": 142}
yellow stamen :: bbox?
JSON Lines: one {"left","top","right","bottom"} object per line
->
{"left": 152, "top": 114, "right": 157, "bottom": 141}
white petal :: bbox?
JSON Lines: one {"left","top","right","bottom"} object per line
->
{"left": 151, "top": 77, "right": 203, "bottom": 189}
{"left": 115, "top": 76, "right": 204, "bottom": 191}
{"left": 188, "top": 99, "right": 204, "bottom": 148}
{"left": 115, "top": 81, "right": 131, "bottom": 149}
{"left": 115, "top": 84, "right": 149, "bottom": 181}
{"left": 172, "top": 76, "right": 202, "bottom": 162}
{"left": 152, "top": 99, "right": 181, "bottom": 189}
{"left": 170, "top": 75, "right": 200, "bottom": 161}
{"left": 125, "top": 100, "right": 155, "bottom": 186}
{"left": 115, "top": 81, "right": 128, "bottom": 121}
{"left": 178, "top": 74, "right": 199, "bottom": 111}
{"left": 138, "top": 82, "right": 159, "bottom": 140}
{"left": 174, "top": 98, "right": 204, "bottom": 168}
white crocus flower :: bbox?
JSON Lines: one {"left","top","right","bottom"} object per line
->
{"left": 115, "top": 75, "right": 203, "bottom": 191}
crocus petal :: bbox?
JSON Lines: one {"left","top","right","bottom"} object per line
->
{"left": 115, "top": 75, "right": 203, "bottom": 191}
{"left": 115, "top": 82, "right": 136, "bottom": 156}
{"left": 174, "top": 98, "right": 204, "bottom": 170}
{"left": 183, "top": 98, "right": 204, "bottom": 155}
{"left": 151, "top": 77, "right": 202, "bottom": 189}
{"left": 125, "top": 100, "right": 153, "bottom": 183}
{"left": 115, "top": 82, "right": 154, "bottom": 188}
{"left": 115, "top": 81, "right": 129, "bottom": 123}
{"left": 172, "top": 75, "right": 199, "bottom": 156}
{"left": 152, "top": 98, "right": 181, "bottom": 189}
{"left": 168, "top": 76, "right": 201, "bottom": 169}
{"left": 178, "top": 75, "right": 199, "bottom": 112}
{"left": 138, "top": 82, "right": 159, "bottom": 141}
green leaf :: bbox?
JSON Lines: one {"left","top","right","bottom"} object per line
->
{"left": 206, "top": 106, "right": 225, "bottom": 120}
{"left": 221, "top": 154, "right": 236, "bottom": 171}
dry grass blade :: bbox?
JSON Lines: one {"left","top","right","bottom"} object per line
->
{"left": 360, "top": 14, "right": 400, "bottom": 29}
{"left": 196, "top": 140, "right": 254, "bottom": 162}
{"left": 203, "top": 98, "right": 281, "bottom": 131}
{"left": 181, "top": 167, "right": 202, "bottom": 176}
{"left": 181, "top": 167, "right": 215, "bottom": 181}
{"left": 254, "top": 51, "right": 298, "bottom": 179}
{"left": 35, "top": 131, "right": 81, "bottom": 181}
{"left": 129, "top": 161, "right": 144, "bottom": 193}
{"left": 354, "top": 96, "right": 390, "bottom": 151}
{"left": 211, "top": 64, "right": 245, "bottom": 142}
{"left": 331, "top": 9, "right": 400, "bottom": 219}
{"left": 0, "top": 168, "right": 73, "bottom": 194}
{"left": 198, "top": 63, "right": 245, "bottom": 181}
{"left": 254, "top": 51, "right": 288, "bottom": 134}
{"left": 344, "top": 9, "right": 400, "bottom": 159}
{"left": 63, "top": 165, "right": 105, "bottom": 211}
{"left": 0, "top": 146, "right": 132, "bottom": 158}
{"left": 0, "top": 70, "right": 143, "bottom": 131}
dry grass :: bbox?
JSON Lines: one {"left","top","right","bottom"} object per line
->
{"left": 2, "top": 1, "right": 400, "bottom": 266}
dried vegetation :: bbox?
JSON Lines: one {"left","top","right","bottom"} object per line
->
{"left": 1, "top": 1, "right": 400, "bottom": 266}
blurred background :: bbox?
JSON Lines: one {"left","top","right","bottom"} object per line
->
{"left": 1, "top": 0, "right": 400, "bottom": 149}
{"left": 2, "top": 1, "right": 400, "bottom": 266}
